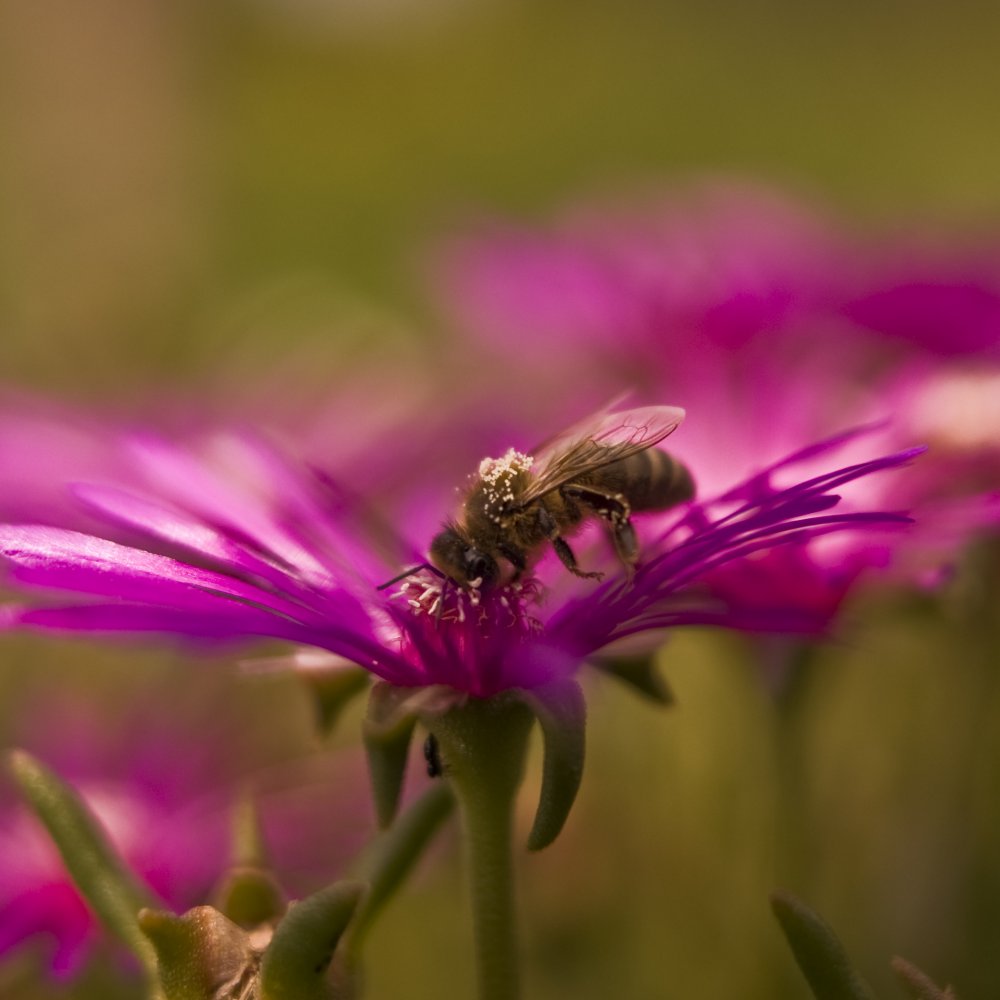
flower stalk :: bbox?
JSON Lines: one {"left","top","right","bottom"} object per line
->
{"left": 428, "top": 695, "right": 535, "bottom": 1000}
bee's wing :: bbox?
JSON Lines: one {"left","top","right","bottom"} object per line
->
{"left": 516, "top": 404, "right": 686, "bottom": 505}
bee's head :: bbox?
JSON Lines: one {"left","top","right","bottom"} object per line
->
{"left": 429, "top": 525, "right": 500, "bottom": 589}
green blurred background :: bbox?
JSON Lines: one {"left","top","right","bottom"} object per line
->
{"left": 2, "top": 1, "right": 999, "bottom": 997}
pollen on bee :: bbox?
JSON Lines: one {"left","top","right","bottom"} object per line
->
{"left": 478, "top": 448, "right": 533, "bottom": 517}
{"left": 478, "top": 448, "right": 534, "bottom": 482}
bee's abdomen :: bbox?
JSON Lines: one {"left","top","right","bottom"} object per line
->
{"left": 608, "top": 449, "right": 695, "bottom": 512}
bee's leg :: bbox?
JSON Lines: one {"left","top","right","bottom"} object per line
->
{"left": 562, "top": 484, "right": 637, "bottom": 570}
{"left": 537, "top": 505, "right": 602, "bottom": 580}
{"left": 552, "top": 536, "right": 604, "bottom": 579}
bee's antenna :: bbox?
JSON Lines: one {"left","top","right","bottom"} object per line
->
{"left": 376, "top": 563, "right": 443, "bottom": 591}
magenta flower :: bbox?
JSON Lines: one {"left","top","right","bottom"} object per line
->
{"left": 0, "top": 414, "right": 920, "bottom": 697}
{"left": 841, "top": 240, "right": 1000, "bottom": 357}
{"left": 0, "top": 403, "right": 925, "bottom": 1000}
{"left": 0, "top": 680, "right": 370, "bottom": 979}
{"left": 430, "top": 183, "right": 1000, "bottom": 599}
{"left": 434, "top": 183, "right": 848, "bottom": 359}
{"left": 0, "top": 392, "right": 143, "bottom": 530}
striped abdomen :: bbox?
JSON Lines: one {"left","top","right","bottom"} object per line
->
{"left": 591, "top": 448, "right": 695, "bottom": 512}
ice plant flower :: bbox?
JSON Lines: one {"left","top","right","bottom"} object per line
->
{"left": 434, "top": 181, "right": 1000, "bottom": 365}
{"left": 0, "top": 418, "right": 921, "bottom": 694}
{"left": 0, "top": 408, "right": 923, "bottom": 1000}
{"left": 430, "top": 182, "right": 1000, "bottom": 595}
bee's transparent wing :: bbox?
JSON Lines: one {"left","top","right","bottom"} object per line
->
{"left": 516, "top": 404, "right": 685, "bottom": 505}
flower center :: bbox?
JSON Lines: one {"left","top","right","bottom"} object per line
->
{"left": 388, "top": 570, "right": 543, "bottom": 628}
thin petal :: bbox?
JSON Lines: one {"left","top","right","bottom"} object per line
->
{"left": 0, "top": 526, "right": 319, "bottom": 622}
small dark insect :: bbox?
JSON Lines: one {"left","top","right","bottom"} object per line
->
{"left": 423, "top": 733, "right": 443, "bottom": 778}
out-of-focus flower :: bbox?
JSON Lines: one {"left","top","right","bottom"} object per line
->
{"left": 0, "top": 684, "right": 370, "bottom": 979}
{"left": 430, "top": 182, "right": 1000, "bottom": 588}
{"left": 434, "top": 184, "right": 848, "bottom": 360}
{"left": 0, "top": 692, "right": 228, "bottom": 979}
{"left": 434, "top": 182, "right": 1000, "bottom": 364}
{"left": 0, "top": 393, "right": 142, "bottom": 531}
{"left": 0, "top": 413, "right": 920, "bottom": 696}
{"left": 842, "top": 243, "right": 1000, "bottom": 357}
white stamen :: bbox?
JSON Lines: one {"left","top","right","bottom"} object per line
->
{"left": 386, "top": 569, "right": 543, "bottom": 628}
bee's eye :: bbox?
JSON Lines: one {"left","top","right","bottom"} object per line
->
{"left": 464, "top": 550, "right": 495, "bottom": 584}
{"left": 467, "top": 554, "right": 488, "bottom": 579}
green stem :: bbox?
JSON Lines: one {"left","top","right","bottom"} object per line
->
{"left": 428, "top": 695, "right": 534, "bottom": 1000}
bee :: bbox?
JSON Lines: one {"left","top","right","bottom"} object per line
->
{"left": 419, "top": 404, "right": 694, "bottom": 590}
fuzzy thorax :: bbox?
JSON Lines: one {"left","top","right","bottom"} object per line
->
{"left": 475, "top": 448, "right": 534, "bottom": 522}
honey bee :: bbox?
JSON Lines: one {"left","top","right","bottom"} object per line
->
{"left": 414, "top": 404, "right": 694, "bottom": 590}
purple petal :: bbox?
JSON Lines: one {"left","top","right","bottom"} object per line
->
{"left": 71, "top": 483, "right": 323, "bottom": 603}
{"left": 0, "top": 526, "right": 317, "bottom": 622}
{"left": 125, "top": 434, "right": 335, "bottom": 584}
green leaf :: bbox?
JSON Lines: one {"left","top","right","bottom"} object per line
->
{"left": 259, "top": 882, "right": 365, "bottom": 1000}
{"left": 591, "top": 651, "right": 674, "bottom": 705}
{"left": 139, "top": 907, "right": 257, "bottom": 1000}
{"left": 213, "top": 866, "right": 287, "bottom": 932}
{"left": 770, "top": 890, "right": 878, "bottom": 1000}
{"left": 520, "top": 679, "right": 586, "bottom": 851}
{"left": 6, "top": 749, "right": 158, "bottom": 975}
{"left": 891, "top": 956, "right": 958, "bottom": 1000}
{"left": 361, "top": 683, "right": 420, "bottom": 828}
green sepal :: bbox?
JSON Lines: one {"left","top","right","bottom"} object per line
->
{"left": 361, "top": 683, "right": 421, "bottom": 828}
{"left": 518, "top": 679, "right": 586, "bottom": 851}
{"left": 591, "top": 651, "right": 674, "bottom": 705}
{"left": 139, "top": 906, "right": 257, "bottom": 1000}
{"left": 213, "top": 866, "right": 287, "bottom": 932}
{"left": 6, "top": 749, "right": 159, "bottom": 975}
{"left": 891, "top": 957, "right": 958, "bottom": 1000}
{"left": 258, "top": 881, "right": 365, "bottom": 1000}
{"left": 345, "top": 782, "right": 455, "bottom": 955}
{"left": 301, "top": 666, "right": 370, "bottom": 737}
{"left": 770, "top": 890, "right": 878, "bottom": 1000}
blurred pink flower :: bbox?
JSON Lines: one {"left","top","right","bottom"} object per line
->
{"left": 435, "top": 184, "right": 848, "bottom": 359}
{"left": 430, "top": 182, "right": 1000, "bottom": 593}
{"left": 0, "top": 682, "right": 370, "bottom": 979}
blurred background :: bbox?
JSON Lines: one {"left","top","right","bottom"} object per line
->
{"left": 2, "top": 1, "right": 1000, "bottom": 997}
